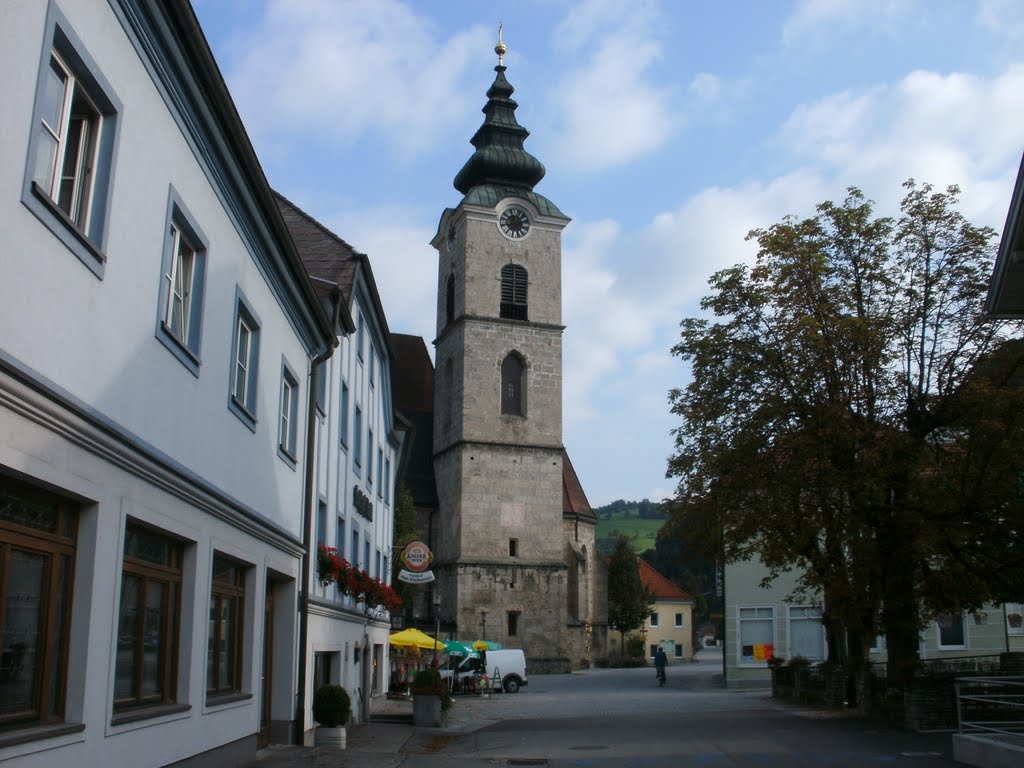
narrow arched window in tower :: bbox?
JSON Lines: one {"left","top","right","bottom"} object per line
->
{"left": 500, "top": 264, "right": 528, "bottom": 320}
{"left": 444, "top": 358, "right": 454, "bottom": 429}
{"left": 445, "top": 273, "right": 455, "bottom": 327}
{"left": 501, "top": 352, "right": 525, "bottom": 416}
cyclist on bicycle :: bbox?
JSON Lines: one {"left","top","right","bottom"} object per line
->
{"left": 654, "top": 647, "right": 667, "bottom": 686}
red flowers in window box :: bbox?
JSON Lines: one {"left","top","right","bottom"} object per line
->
{"left": 316, "top": 545, "right": 402, "bottom": 613}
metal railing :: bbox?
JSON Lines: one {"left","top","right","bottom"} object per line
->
{"left": 956, "top": 676, "right": 1024, "bottom": 739}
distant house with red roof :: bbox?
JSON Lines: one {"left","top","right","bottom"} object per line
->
{"left": 608, "top": 559, "right": 695, "bottom": 661}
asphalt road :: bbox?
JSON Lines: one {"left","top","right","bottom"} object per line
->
{"left": 397, "top": 651, "right": 961, "bottom": 767}
{"left": 251, "top": 650, "right": 963, "bottom": 767}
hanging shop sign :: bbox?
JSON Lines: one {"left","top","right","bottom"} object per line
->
{"left": 398, "top": 540, "right": 435, "bottom": 583}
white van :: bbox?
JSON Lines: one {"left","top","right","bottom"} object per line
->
{"left": 483, "top": 649, "right": 528, "bottom": 693}
{"left": 442, "top": 648, "right": 528, "bottom": 693}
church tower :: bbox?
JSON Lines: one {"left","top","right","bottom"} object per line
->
{"left": 430, "top": 32, "right": 574, "bottom": 672}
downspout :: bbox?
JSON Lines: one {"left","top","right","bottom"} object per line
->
{"left": 295, "top": 285, "right": 341, "bottom": 744}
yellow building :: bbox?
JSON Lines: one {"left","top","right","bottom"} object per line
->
{"left": 638, "top": 560, "right": 696, "bottom": 663}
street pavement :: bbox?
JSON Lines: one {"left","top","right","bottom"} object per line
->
{"left": 245, "top": 650, "right": 963, "bottom": 767}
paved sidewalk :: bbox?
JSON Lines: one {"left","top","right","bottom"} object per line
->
{"left": 242, "top": 695, "right": 489, "bottom": 768}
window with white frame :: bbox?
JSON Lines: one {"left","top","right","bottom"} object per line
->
{"left": 228, "top": 291, "right": 260, "bottom": 428}
{"left": 936, "top": 613, "right": 967, "bottom": 650}
{"left": 675, "top": 612, "right": 684, "bottom": 628}
{"left": 649, "top": 612, "right": 660, "bottom": 628}
{"left": 339, "top": 382, "right": 349, "bottom": 447}
{"left": 24, "top": 6, "right": 122, "bottom": 275}
{"left": 314, "top": 360, "right": 326, "bottom": 415}
{"left": 787, "top": 605, "right": 825, "bottom": 661}
{"left": 367, "top": 430, "right": 374, "bottom": 488}
{"left": 738, "top": 606, "right": 775, "bottom": 665}
{"left": 353, "top": 406, "right": 362, "bottom": 473}
{"left": 377, "top": 448, "right": 383, "bottom": 496}
{"left": 356, "top": 312, "right": 364, "bottom": 361}
{"left": 675, "top": 643, "right": 683, "bottom": 659}
{"left": 1006, "top": 603, "right": 1024, "bottom": 636}
{"left": 278, "top": 362, "right": 299, "bottom": 464}
{"left": 384, "top": 458, "right": 391, "bottom": 503}
{"left": 155, "top": 189, "right": 206, "bottom": 374}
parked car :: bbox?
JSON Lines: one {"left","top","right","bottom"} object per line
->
{"left": 441, "top": 648, "right": 528, "bottom": 693}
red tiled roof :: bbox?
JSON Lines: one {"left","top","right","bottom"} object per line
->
{"left": 639, "top": 559, "right": 693, "bottom": 602}
{"left": 562, "top": 450, "right": 595, "bottom": 520}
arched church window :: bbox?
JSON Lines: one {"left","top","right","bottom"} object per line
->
{"left": 444, "top": 358, "right": 454, "bottom": 429}
{"left": 500, "top": 264, "right": 528, "bottom": 320}
{"left": 445, "top": 273, "right": 455, "bottom": 327}
{"left": 501, "top": 352, "right": 525, "bottom": 416}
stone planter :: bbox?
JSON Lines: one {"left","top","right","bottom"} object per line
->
{"left": 413, "top": 694, "right": 442, "bottom": 727}
{"left": 314, "top": 725, "right": 347, "bottom": 749}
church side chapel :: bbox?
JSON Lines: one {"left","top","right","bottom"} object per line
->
{"left": 413, "top": 30, "right": 607, "bottom": 672}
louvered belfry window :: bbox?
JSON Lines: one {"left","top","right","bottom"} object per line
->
{"left": 445, "top": 273, "right": 455, "bottom": 326}
{"left": 500, "top": 264, "right": 528, "bottom": 320}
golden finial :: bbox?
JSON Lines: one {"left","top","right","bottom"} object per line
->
{"left": 495, "top": 21, "right": 506, "bottom": 65}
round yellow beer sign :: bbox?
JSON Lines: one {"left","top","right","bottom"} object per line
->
{"left": 401, "top": 541, "right": 432, "bottom": 572}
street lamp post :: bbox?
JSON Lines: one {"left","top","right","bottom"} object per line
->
{"left": 433, "top": 588, "right": 442, "bottom": 657}
{"left": 480, "top": 610, "right": 487, "bottom": 641}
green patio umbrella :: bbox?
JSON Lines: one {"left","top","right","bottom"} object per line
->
{"left": 443, "top": 640, "right": 479, "bottom": 657}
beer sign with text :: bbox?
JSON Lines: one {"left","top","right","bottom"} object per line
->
{"left": 398, "top": 541, "right": 435, "bottom": 583}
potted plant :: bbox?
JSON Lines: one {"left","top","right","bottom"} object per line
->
{"left": 411, "top": 667, "right": 447, "bottom": 727}
{"left": 312, "top": 684, "right": 351, "bottom": 749}
{"left": 1008, "top": 613, "right": 1023, "bottom": 629}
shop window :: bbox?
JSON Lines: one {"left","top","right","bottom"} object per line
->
{"left": 0, "top": 477, "right": 77, "bottom": 729}
{"left": 113, "top": 522, "right": 183, "bottom": 712}
{"left": 207, "top": 554, "right": 246, "bottom": 698}
{"left": 738, "top": 606, "right": 774, "bottom": 665}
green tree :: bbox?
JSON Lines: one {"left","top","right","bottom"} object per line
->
{"left": 667, "top": 181, "right": 1024, "bottom": 689}
{"left": 607, "top": 535, "right": 654, "bottom": 655}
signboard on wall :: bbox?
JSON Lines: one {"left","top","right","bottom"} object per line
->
{"left": 398, "top": 540, "right": 435, "bottom": 583}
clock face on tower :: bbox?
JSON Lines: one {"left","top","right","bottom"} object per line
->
{"left": 499, "top": 206, "right": 531, "bottom": 240}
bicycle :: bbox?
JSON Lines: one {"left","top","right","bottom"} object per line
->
{"left": 656, "top": 667, "right": 666, "bottom": 687}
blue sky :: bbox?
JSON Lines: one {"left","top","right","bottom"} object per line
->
{"left": 193, "top": 0, "right": 1024, "bottom": 508}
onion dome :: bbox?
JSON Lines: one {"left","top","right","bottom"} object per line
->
{"left": 452, "top": 29, "right": 565, "bottom": 218}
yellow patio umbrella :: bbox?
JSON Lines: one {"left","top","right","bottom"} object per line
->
{"left": 388, "top": 627, "right": 442, "bottom": 651}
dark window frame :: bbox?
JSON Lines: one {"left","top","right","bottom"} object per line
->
{"left": 0, "top": 478, "right": 77, "bottom": 730}
{"left": 207, "top": 554, "right": 246, "bottom": 699}
{"left": 113, "top": 523, "right": 183, "bottom": 713}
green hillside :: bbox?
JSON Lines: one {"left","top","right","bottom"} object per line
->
{"left": 594, "top": 499, "right": 667, "bottom": 554}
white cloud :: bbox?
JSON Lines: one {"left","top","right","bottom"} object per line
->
{"left": 218, "top": 0, "right": 489, "bottom": 159}
{"left": 546, "top": 3, "right": 678, "bottom": 172}
{"left": 317, "top": 204, "right": 438, "bottom": 347}
{"left": 782, "top": 0, "right": 914, "bottom": 49}
{"left": 977, "top": 0, "right": 1024, "bottom": 41}
{"left": 561, "top": 60, "right": 1024, "bottom": 503}
{"left": 777, "top": 64, "right": 1024, "bottom": 224}
{"left": 688, "top": 73, "right": 721, "bottom": 102}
